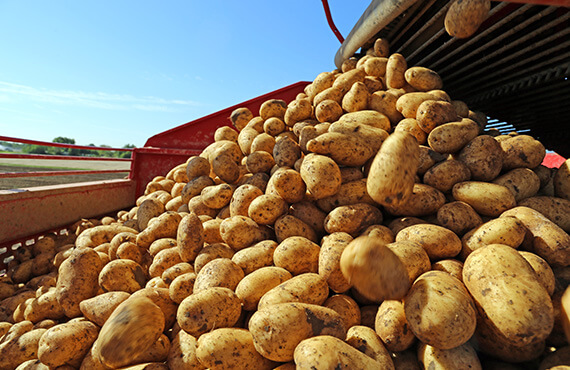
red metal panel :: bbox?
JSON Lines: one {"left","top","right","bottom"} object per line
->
{"left": 144, "top": 81, "right": 310, "bottom": 150}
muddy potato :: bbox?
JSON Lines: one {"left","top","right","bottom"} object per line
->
{"left": 181, "top": 175, "right": 215, "bottom": 204}
{"left": 329, "top": 121, "right": 389, "bottom": 154}
{"left": 397, "top": 224, "right": 462, "bottom": 260}
{"left": 137, "top": 211, "right": 182, "bottom": 249}
{"left": 284, "top": 98, "right": 312, "bottom": 127}
{"left": 149, "top": 246, "right": 183, "bottom": 278}
{"left": 37, "top": 320, "right": 99, "bottom": 368}
{"left": 266, "top": 167, "right": 306, "bottom": 204}
{"left": 340, "top": 236, "right": 410, "bottom": 302}
{"left": 307, "top": 132, "right": 374, "bottom": 167}
{"left": 23, "top": 289, "right": 64, "bottom": 323}
{"left": 249, "top": 303, "right": 346, "bottom": 362}
{"left": 492, "top": 167, "right": 540, "bottom": 202}
{"left": 200, "top": 183, "right": 234, "bottom": 209}
{"left": 405, "top": 271, "right": 477, "bottom": 349}
{"left": 0, "top": 325, "right": 46, "bottom": 369}
{"left": 386, "top": 53, "right": 407, "bottom": 89}
{"left": 258, "top": 272, "right": 329, "bottom": 309}
{"left": 259, "top": 99, "right": 287, "bottom": 121}
{"left": 196, "top": 328, "right": 275, "bottom": 370}
{"left": 452, "top": 181, "right": 516, "bottom": 217}
{"left": 263, "top": 117, "right": 285, "bottom": 136}
{"left": 166, "top": 330, "right": 202, "bottom": 369}
{"left": 274, "top": 214, "right": 318, "bottom": 243}
{"left": 416, "top": 100, "right": 457, "bottom": 133}
{"left": 375, "top": 300, "right": 416, "bottom": 352}
{"left": 386, "top": 240, "right": 431, "bottom": 285}
{"left": 229, "top": 184, "right": 263, "bottom": 217}
{"left": 214, "top": 125, "right": 238, "bottom": 142}
{"left": 445, "top": 0, "right": 490, "bottom": 38}
{"left": 315, "top": 99, "right": 343, "bottom": 123}
{"left": 519, "top": 196, "right": 570, "bottom": 232}
{"left": 418, "top": 342, "right": 482, "bottom": 370}
{"left": 193, "top": 258, "right": 244, "bottom": 293}
{"left": 342, "top": 81, "right": 369, "bottom": 112}
{"left": 219, "top": 215, "right": 265, "bottom": 251}
{"left": 231, "top": 239, "right": 278, "bottom": 275}
{"left": 363, "top": 75, "right": 384, "bottom": 93}
{"left": 230, "top": 107, "right": 254, "bottom": 131}
{"left": 460, "top": 216, "right": 526, "bottom": 259}
{"left": 323, "top": 294, "right": 361, "bottom": 330}
{"left": 423, "top": 159, "right": 471, "bottom": 193}
{"left": 273, "top": 237, "right": 320, "bottom": 275}
{"left": 177, "top": 287, "right": 241, "bottom": 337}
{"left": 99, "top": 259, "right": 147, "bottom": 293}
{"left": 368, "top": 91, "right": 403, "bottom": 126}
{"left": 324, "top": 203, "right": 383, "bottom": 237}
{"left": 235, "top": 267, "right": 292, "bottom": 311}
{"left": 80, "top": 291, "right": 130, "bottom": 327}
{"left": 437, "top": 201, "right": 482, "bottom": 235}
{"left": 366, "top": 131, "right": 419, "bottom": 208}
{"left": 383, "top": 183, "right": 446, "bottom": 217}
{"left": 273, "top": 136, "right": 301, "bottom": 168}
{"left": 501, "top": 206, "right": 570, "bottom": 267}
{"left": 248, "top": 193, "right": 288, "bottom": 225}
{"left": 168, "top": 272, "right": 197, "bottom": 304}
{"left": 237, "top": 127, "right": 259, "bottom": 156}
{"left": 404, "top": 67, "right": 442, "bottom": 92}
{"left": 289, "top": 201, "right": 327, "bottom": 236}
{"left": 245, "top": 150, "right": 275, "bottom": 174}
{"left": 463, "top": 244, "right": 554, "bottom": 347}
{"left": 94, "top": 296, "right": 165, "bottom": 369}
{"left": 501, "top": 134, "right": 546, "bottom": 170}
{"left": 300, "top": 153, "right": 342, "bottom": 200}
{"left": 428, "top": 118, "right": 480, "bottom": 154}
{"left": 457, "top": 134, "right": 503, "bottom": 181}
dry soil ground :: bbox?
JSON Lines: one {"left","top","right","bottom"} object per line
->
{"left": 0, "top": 158, "right": 131, "bottom": 190}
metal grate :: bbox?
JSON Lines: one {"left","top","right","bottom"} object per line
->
{"left": 352, "top": 1, "right": 570, "bottom": 157}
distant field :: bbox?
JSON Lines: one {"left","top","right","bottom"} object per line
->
{"left": 0, "top": 158, "right": 130, "bottom": 190}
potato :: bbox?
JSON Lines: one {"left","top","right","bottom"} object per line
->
{"left": 418, "top": 342, "right": 482, "bottom": 370}
{"left": 445, "top": 0, "right": 490, "bottom": 38}
{"left": 23, "top": 289, "right": 64, "bottom": 323}
{"left": 94, "top": 296, "right": 165, "bottom": 369}
{"left": 396, "top": 92, "right": 439, "bottom": 119}
{"left": 428, "top": 118, "right": 480, "bottom": 154}
{"left": 452, "top": 181, "right": 516, "bottom": 217}
{"left": 1, "top": 290, "right": 36, "bottom": 323}
{"left": 363, "top": 56, "right": 388, "bottom": 77}
{"left": 342, "top": 81, "right": 369, "bottom": 112}
{"left": 463, "top": 244, "right": 554, "bottom": 347}
{"left": 181, "top": 175, "right": 214, "bottom": 204}
{"left": 299, "top": 153, "right": 341, "bottom": 200}
{"left": 324, "top": 203, "right": 383, "bottom": 236}
{"left": 456, "top": 135, "right": 503, "bottom": 181}
{"left": 273, "top": 136, "right": 301, "bottom": 168}
{"left": 345, "top": 325, "right": 394, "bottom": 368}
{"left": 313, "top": 86, "right": 343, "bottom": 107}
{"left": 38, "top": 320, "right": 99, "bottom": 368}
{"left": 501, "top": 134, "right": 546, "bottom": 170}
{"left": 176, "top": 212, "right": 204, "bottom": 263}
{"left": 137, "top": 198, "right": 165, "bottom": 231}
{"left": 219, "top": 215, "right": 267, "bottom": 251}
{"left": 405, "top": 271, "right": 477, "bottom": 349}
{"left": 519, "top": 251, "right": 555, "bottom": 296}
{"left": 289, "top": 201, "right": 327, "bottom": 236}
{"left": 308, "top": 72, "right": 335, "bottom": 101}
{"left": 193, "top": 258, "right": 244, "bottom": 293}
{"left": 307, "top": 132, "right": 374, "bottom": 167}
{"left": 259, "top": 99, "right": 287, "bottom": 120}
{"left": 230, "top": 107, "right": 253, "bottom": 131}
{"left": 249, "top": 302, "right": 346, "bottom": 362}
{"left": 436, "top": 201, "right": 482, "bottom": 235}
{"left": 314, "top": 180, "right": 374, "bottom": 215}
{"left": 137, "top": 211, "right": 182, "bottom": 249}
{"left": 375, "top": 300, "right": 415, "bottom": 352}
{"left": 193, "top": 243, "right": 233, "bottom": 273}
{"left": 501, "top": 206, "right": 570, "bottom": 267}
{"left": 397, "top": 224, "right": 462, "bottom": 260}
{"left": 315, "top": 99, "right": 343, "bottom": 123}
{"left": 75, "top": 224, "right": 137, "bottom": 249}
{"left": 245, "top": 150, "right": 275, "bottom": 174}
{"left": 328, "top": 121, "right": 389, "bottom": 155}
{"left": 79, "top": 291, "right": 130, "bottom": 327}
{"left": 332, "top": 68, "right": 366, "bottom": 95}
{"left": 383, "top": 183, "right": 446, "bottom": 217}
{"left": 555, "top": 159, "right": 570, "bottom": 200}
{"left": 519, "top": 195, "right": 570, "bottom": 232}
{"left": 274, "top": 214, "right": 318, "bottom": 244}
{"left": 318, "top": 232, "right": 353, "bottom": 294}
{"left": 423, "top": 159, "right": 471, "bottom": 193}
{"left": 337, "top": 110, "right": 391, "bottom": 131}
{"left": 266, "top": 168, "right": 305, "bottom": 204}
{"left": 231, "top": 240, "right": 278, "bottom": 275}
{"left": 432, "top": 259, "right": 464, "bottom": 282}
{"left": 168, "top": 272, "right": 196, "bottom": 304}
{"left": 149, "top": 238, "right": 177, "bottom": 257}
{"left": 273, "top": 236, "right": 320, "bottom": 275}
{"left": 235, "top": 267, "right": 292, "bottom": 311}
{"left": 56, "top": 248, "right": 103, "bottom": 318}
{"left": 386, "top": 53, "right": 407, "bottom": 89}
{"left": 284, "top": 98, "right": 312, "bottom": 127}
{"left": 404, "top": 67, "right": 442, "bottom": 92}
{"left": 258, "top": 272, "right": 329, "bottom": 309}
{"left": 214, "top": 125, "right": 238, "bottom": 142}
{"left": 417, "top": 145, "right": 446, "bottom": 175}
{"left": 0, "top": 325, "right": 46, "bottom": 369}
{"left": 248, "top": 193, "right": 287, "bottom": 225}
{"left": 166, "top": 330, "right": 202, "bottom": 369}
{"left": 383, "top": 241, "right": 429, "bottom": 288}
{"left": 460, "top": 216, "right": 526, "bottom": 259}
{"left": 99, "top": 259, "right": 147, "bottom": 293}
{"left": 373, "top": 38, "right": 390, "bottom": 57}
{"left": 340, "top": 236, "right": 410, "bottom": 302}
{"left": 363, "top": 75, "right": 384, "bottom": 93}
{"left": 493, "top": 167, "right": 540, "bottom": 202}
{"left": 200, "top": 183, "right": 233, "bottom": 209}
{"left": 293, "top": 335, "right": 382, "bottom": 369}
{"left": 162, "top": 262, "right": 193, "bottom": 285}
{"left": 323, "top": 294, "right": 361, "bottom": 330}
{"left": 177, "top": 287, "right": 241, "bottom": 337}
{"left": 367, "top": 131, "right": 419, "bottom": 207}
{"left": 394, "top": 118, "right": 427, "bottom": 144}
{"left": 229, "top": 184, "right": 263, "bottom": 217}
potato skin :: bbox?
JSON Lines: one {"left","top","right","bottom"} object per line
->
{"left": 519, "top": 195, "right": 570, "bottom": 232}
{"left": 500, "top": 134, "right": 546, "bottom": 170}
{"left": 177, "top": 287, "right": 241, "bottom": 336}
{"left": 324, "top": 203, "right": 383, "bottom": 237}
{"left": 38, "top": 320, "right": 99, "bottom": 368}
{"left": 397, "top": 224, "right": 462, "bottom": 260}
{"left": 196, "top": 328, "right": 275, "bottom": 370}
{"left": 318, "top": 232, "right": 353, "bottom": 294}
{"left": 493, "top": 168, "right": 540, "bottom": 202}
{"left": 99, "top": 259, "right": 147, "bottom": 293}
{"left": 375, "top": 300, "right": 416, "bottom": 352}
{"left": 300, "top": 153, "right": 342, "bottom": 200}
{"left": 405, "top": 67, "right": 443, "bottom": 91}
{"left": 386, "top": 240, "right": 431, "bottom": 286}
{"left": 79, "top": 291, "right": 130, "bottom": 327}
{"left": 383, "top": 183, "right": 446, "bottom": 217}
{"left": 452, "top": 181, "right": 516, "bottom": 217}
{"left": 437, "top": 201, "right": 482, "bottom": 236}
{"left": 463, "top": 244, "right": 554, "bottom": 347}
{"left": 457, "top": 135, "right": 503, "bottom": 181}
{"left": 236, "top": 267, "right": 292, "bottom": 311}
{"left": 405, "top": 270, "right": 477, "bottom": 349}
{"left": 418, "top": 342, "right": 482, "bottom": 370}
{"left": 345, "top": 325, "right": 394, "bottom": 368}
{"left": 423, "top": 159, "right": 471, "bottom": 193}
{"left": 177, "top": 213, "right": 205, "bottom": 262}
{"left": 231, "top": 240, "right": 277, "bottom": 275}
{"left": 367, "top": 131, "right": 419, "bottom": 208}
{"left": 249, "top": 302, "right": 346, "bottom": 362}
{"left": 193, "top": 258, "right": 244, "bottom": 293}
{"left": 386, "top": 53, "right": 407, "bottom": 89}
{"left": 460, "top": 216, "right": 526, "bottom": 259}
{"left": 428, "top": 118, "right": 480, "bottom": 154}
{"left": 323, "top": 294, "right": 361, "bottom": 330}
{"left": 274, "top": 237, "right": 320, "bottom": 275}
{"left": 445, "top": 0, "right": 490, "bottom": 38}
{"left": 258, "top": 273, "right": 329, "bottom": 309}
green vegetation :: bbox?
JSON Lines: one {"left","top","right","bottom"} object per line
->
{"left": 0, "top": 138, "right": 136, "bottom": 158}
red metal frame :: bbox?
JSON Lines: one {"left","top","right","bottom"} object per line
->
{"left": 321, "top": 0, "right": 345, "bottom": 43}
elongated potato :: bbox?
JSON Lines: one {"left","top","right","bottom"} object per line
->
{"left": 258, "top": 272, "right": 329, "bottom": 309}
{"left": 375, "top": 300, "right": 416, "bottom": 352}
{"left": 300, "top": 153, "right": 342, "bottom": 200}
{"left": 386, "top": 240, "right": 431, "bottom": 285}
{"left": 428, "top": 118, "right": 480, "bottom": 154}
{"left": 38, "top": 320, "right": 100, "bottom": 368}
{"left": 193, "top": 258, "right": 244, "bottom": 293}
{"left": 423, "top": 159, "right": 471, "bottom": 193}
{"left": 405, "top": 67, "right": 443, "bottom": 91}
{"left": 79, "top": 291, "right": 130, "bottom": 327}
{"left": 452, "top": 181, "right": 516, "bottom": 217}
{"left": 318, "top": 232, "right": 353, "bottom": 293}
{"left": 463, "top": 244, "right": 554, "bottom": 347}
{"left": 249, "top": 302, "right": 346, "bottom": 362}
{"left": 386, "top": 53, "right": 407, "bottom": 89}
{"left": 397, "top": 224, "right": 462, "bottom": 260}
{"left": 231, "top": 240, "right": 278, "bottom": 275}
{"left": 235, "top": 267, "right": 292, "bottom": 311}
{"left": 367, "top": 131, "right": 419, "bottom": 207}
{"left": 324, "top": 203, "right": 383, "bottom": 237}
{"left": 493, "top": 167, "right": 540, "bottom": 202}
{"left": 323, "top": 294, "right": 361, "bottom": 330}
{"left": 307, "top": 132, "right": 374, "bottom": 167}
{"left": 501, "top": 135, "right": 546, "bottom": 170}
{"left": 418, "top": 342, "right": 482, "bottom": 370}
{"left": 555, "top": 159, "right": 570, "bottom": 200}
{"left": 405, "top": 271, "right": 477, "bottom": 349}
{"left": 337, "top": 110, "right": 391, "bottom": 131}
{"left": 460, "top": 216, "right": 526, "bottom": 259}
{"left": 519, "top": 195, "right": 570, "bottom": 232}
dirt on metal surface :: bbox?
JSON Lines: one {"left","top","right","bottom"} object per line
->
{"left": 0, "top": 159, "right": 130, "bottom": 190}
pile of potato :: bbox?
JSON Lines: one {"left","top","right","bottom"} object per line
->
{"left": 2, "top": 37, "right": 570, "bottom": 369}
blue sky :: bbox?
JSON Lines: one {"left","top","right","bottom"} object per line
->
{"left": 0, "top": 1, "right": 370, "bottom": 148}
